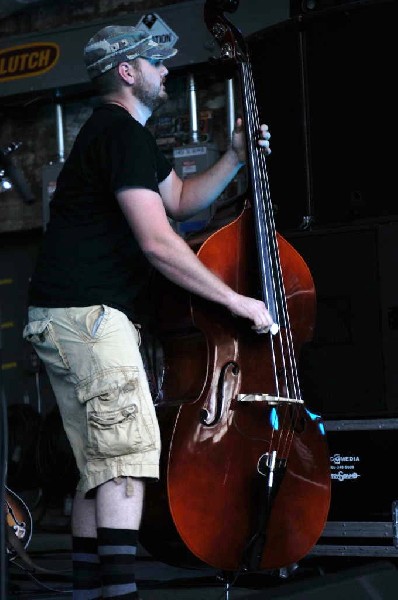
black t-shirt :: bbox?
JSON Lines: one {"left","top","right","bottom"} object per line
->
{"left": 29, "top": 104, "right": 172, "bottom": 319}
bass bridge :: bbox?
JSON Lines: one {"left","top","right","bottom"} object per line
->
{"left": 237, "top": 394, "right": 303, "bottom": 405}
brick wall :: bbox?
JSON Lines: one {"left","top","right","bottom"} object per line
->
{"left": 0, "top": 0, "right": 201, "bottom": 233}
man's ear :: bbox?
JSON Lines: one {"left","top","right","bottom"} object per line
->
{"left": 118, "top": 62, "right": 134, "bottom": 85}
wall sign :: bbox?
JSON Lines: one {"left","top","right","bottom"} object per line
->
{"left": 136, "top": 13, "right": 179, "bottom": 48}
{"left": 0, "top": 42, "right": 59, "bottom": 83}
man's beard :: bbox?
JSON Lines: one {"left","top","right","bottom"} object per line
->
{"left": 133, "top": 70, "right": 168, "bottom": 112}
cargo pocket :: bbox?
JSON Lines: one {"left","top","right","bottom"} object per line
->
{"left": 76, "top": 368, "right": 156, "bottom": 459}
{"left": 22, "top": 318, "right": 70, "bottom": 370}
{"left": 23, "top": 318, "right": 52, "bottom": 344}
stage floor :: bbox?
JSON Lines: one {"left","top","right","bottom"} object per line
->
{"left": 6, "top": 528, "right": 398, "bottom": 600}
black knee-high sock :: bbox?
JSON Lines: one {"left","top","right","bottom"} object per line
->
{"left": 72, "top": 536, "right": 102, "bottom": 599}
{"left": 97, "top": 527, "right": 139, "bottom": 599}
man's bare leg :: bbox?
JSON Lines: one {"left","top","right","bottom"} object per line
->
{"left": 71, "top": 492, "right": 101, "bottom": 599}
{"left": 96, "top": 477, "right": 144, "bottom": 599}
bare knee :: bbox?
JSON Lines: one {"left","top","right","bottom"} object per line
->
{"left": 96, "top": 477, "right": 145, "bottom": 530}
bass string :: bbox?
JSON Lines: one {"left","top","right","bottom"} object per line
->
{"left": 240, "top": 59, "right": 304, "bottom": 459}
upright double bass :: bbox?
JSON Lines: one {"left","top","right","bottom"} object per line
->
{"left": 140, "top": 0, "right": 331, "bottom": 573}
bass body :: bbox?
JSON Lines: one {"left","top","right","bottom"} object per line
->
{"left": 140, "top": 202, "right": 330, "bottom": 571}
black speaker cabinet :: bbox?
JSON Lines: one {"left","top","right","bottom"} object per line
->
{"left": 248, "top": 0, "right": 397, "bottom": 230}
{"left": 286, "top": 221, "right": 398, "bottom": 418}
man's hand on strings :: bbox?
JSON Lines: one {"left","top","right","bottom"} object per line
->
{"left": 231, "top": 118, "right": 271, "bottom": 164}
{"left": 227, "top": 293, "right": 277, "bottom": 336}
{"left": 258, "top": 123, "right": 271, "bottom": 154}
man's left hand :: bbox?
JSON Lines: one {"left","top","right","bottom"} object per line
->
{"left": 231, "top": 118, "right": 271, "bottom": 164}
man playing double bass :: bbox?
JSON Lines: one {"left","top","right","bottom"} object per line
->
{"left": 23, "top": 25, "right": 272, "bottom": 599}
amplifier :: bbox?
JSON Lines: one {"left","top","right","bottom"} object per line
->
{"left": 311, "top": 418, "right": 398, "bottom": 558}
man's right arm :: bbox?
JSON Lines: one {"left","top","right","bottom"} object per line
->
{"left": 117, "top": 187, "right": 274, "bottom": 332}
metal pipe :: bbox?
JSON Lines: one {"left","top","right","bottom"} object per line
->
{"left": 55, "top": 102, "right": 65, "bottom": 163}
{"left": 297, "top": 29, "right": 314, "bottom": 228}
{"left": 187, "top": 73, "right": 199, "bottom": 144}
{"left": 226, "top": 78, "right": 236, "bottom": 141}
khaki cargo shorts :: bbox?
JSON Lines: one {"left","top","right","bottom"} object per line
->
{"left": 23, "top": 305, "right": 161, "bottom": 496}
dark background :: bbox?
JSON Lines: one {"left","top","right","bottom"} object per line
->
{"left": 248, "top": 0, "right": 398, "bottom": 418}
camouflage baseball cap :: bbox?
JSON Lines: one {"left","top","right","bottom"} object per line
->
{"left": 84, "top": 25, "right": 178, "bottom": 79}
